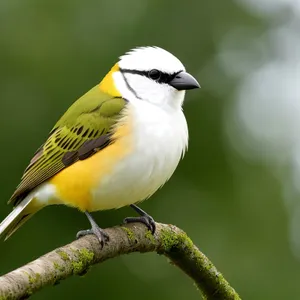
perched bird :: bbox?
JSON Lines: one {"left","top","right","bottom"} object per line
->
{"left": 0, "top": 46, "right": 200, "bottom": 245}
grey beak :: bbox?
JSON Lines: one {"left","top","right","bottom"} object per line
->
{"left": 169, "top": 71, "right": 200, "bottom": 91}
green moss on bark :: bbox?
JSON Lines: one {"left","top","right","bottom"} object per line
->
{"left": 121, "top": 227, "right": 135, "bottom": 242}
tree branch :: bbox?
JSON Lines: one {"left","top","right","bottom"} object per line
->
{"left": 0, "top": 223, "right": 240, "bottom": 300}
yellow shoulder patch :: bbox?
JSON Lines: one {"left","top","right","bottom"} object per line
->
{"left": 99, "top": 63, "right": 122, "bottom": 97}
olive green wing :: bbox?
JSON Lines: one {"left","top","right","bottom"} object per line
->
{"left": 10, "top": 86, "right": 126, "bottom": 206}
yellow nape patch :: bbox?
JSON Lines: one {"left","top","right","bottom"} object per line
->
{"left": 99, "top": 63, "right": 121, "bottom": 97}
{"left": 49, "top": 114, "right": 133, "bottom": 212}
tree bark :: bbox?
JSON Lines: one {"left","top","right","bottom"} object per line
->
{"left": 0, "top": 223, "right": 241, "bottom": 300}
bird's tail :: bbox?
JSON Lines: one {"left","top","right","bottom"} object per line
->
{"left": 0, "top": 195, "right": 41, "bottom": 241}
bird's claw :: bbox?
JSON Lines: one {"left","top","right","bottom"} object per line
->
{"left": 76, "top": 229, "right": 93, "bottom": 239}
{"left": 76, "top": 227, "right": 109, "bottom": 248}
{"left": 123, "top": 215, "right": 156, "bottom": 234}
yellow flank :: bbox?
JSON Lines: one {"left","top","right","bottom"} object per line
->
{"left": 99, "top": 63, "right": 122, "bottom": 97}
{"left": 49, "top": 114, "right": 133, "bottom": 212}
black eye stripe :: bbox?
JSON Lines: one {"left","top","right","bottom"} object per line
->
{"left": 120, "top": 68, "right": 181, "bottom": 84}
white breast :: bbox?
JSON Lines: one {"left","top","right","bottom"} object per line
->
{"left": 91, "top": 100, "right": 188, "bottom": 211}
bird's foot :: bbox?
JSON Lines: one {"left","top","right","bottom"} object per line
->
{"left": 76, "top": 229, "right": 93, "bottom": 238}
{"left": 76, "top": 212, "right": 109, "bottom": 247}
{"left": 123, "top": 216, "right": 156, "bottom": 234}
{"left": 76, "top": 227, "right": 109, "bottom": 247}
{"left": 124, "top": 204, "right": 156, "bottom": 234}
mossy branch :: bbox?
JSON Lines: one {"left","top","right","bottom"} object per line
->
{"left": 0, "top": 223, "right": 240, "bottom": 300}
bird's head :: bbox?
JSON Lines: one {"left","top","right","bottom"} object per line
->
{"left": 99, "top": 46, "right": 200, "bottom": 109}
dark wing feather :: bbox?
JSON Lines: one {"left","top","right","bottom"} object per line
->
{"left": 9, "top": 86, "right": 126, "bottom": 206}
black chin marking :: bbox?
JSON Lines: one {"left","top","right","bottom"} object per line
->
{"left": 120, "top": 68, "right": 182, "bottom": 85}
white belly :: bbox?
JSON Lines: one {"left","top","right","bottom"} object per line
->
{"left": 90, "top": 101, "right": 188, "bottom": 211}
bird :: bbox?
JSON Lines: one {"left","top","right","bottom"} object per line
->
{"left": 0, "top": 46, "right": 200, "bottom": 246}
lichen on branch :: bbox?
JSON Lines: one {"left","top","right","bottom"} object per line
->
{"left": 0, "top": 223, "right": 241, "bottom": 300}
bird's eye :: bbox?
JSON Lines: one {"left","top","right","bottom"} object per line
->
{"left": 148, "top": 69, "right": 161, "bottom": 81}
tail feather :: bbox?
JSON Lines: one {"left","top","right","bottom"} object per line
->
{"left": 0, "top": 196, "right": 39, "bottom": 240}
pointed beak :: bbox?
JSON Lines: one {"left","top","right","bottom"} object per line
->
{"left": 169, "top": 71, "right": 200, "bottom": 91}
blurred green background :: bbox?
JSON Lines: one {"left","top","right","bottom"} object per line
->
{"left": 1, "top": 0, "right": 299, "bottom": 299}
